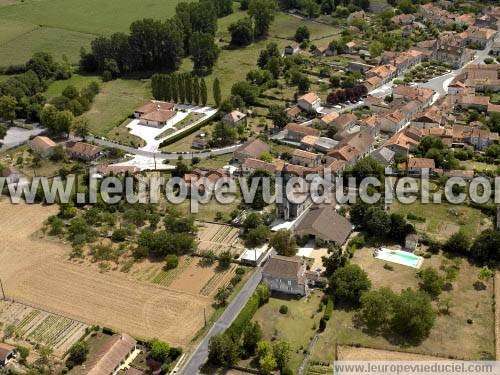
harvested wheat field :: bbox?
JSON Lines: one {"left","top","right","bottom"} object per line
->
{"left": 496, "top": 271, "right": 500, "bottom": 360}
{"left": 337, "top": 345, "right": 446, "bottom": 361}
{"left": 0, "top": 200, "right": 213, "bottom": 347}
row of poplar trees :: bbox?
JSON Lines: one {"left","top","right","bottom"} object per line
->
{"left": 151, "top": 73, "right": 222, "bottom": 107}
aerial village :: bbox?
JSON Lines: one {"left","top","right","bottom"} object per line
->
{"left": 0, "top": 0, "right": 499, "bottom": 374}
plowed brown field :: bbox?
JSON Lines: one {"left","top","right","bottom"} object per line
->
{"left": 0, "top": 200, "right": 212, "bottom": 347}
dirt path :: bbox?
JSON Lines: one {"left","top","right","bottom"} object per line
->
{"left": 0, "top": 200, "right": 212, "bottom": 347}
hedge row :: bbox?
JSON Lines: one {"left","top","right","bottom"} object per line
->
{"left": 224, "top": 284, "right": 269, "bottom": 341}
{"left": 323, "top": 298, "right": 333, "bottom": 321}
{"left": 159, "top": 116, "right": 212, "bottom": 148}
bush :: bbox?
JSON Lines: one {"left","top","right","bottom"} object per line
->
{"left": 323, "top": 298, "right": 333, "bottom": 321}
{"left": 111, "top": 228, "right": 127, "bottom": 242}
{"left": 235, "top": 267, "right": 246, "bottom": 275}
{"left": 67, "top": 341, "right": 89, "bottom": 365}
{"left": 383, "top": 263, "right": 394, "bottom": 271}
{"left": 165, "top": 254, "right": 179, "bottom": 270}
{"left": 319, "top": 317, "right": 326, "bottom": 332}
{"left": 279, "top": 305, "right": 288, "bottom": 314}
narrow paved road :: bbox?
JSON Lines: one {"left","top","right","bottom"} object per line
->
{"left": 180, "top": 268, "right": 263, "bottom": 374}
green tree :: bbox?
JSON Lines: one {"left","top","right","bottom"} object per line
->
{"left": 242, "top": 321, "right": 262, "bottom": 355}
{"left": 0, "top": 95, "right": 17, "bottom": 124}
{"left": 231, "top": 81, "right": 259, "bottom": 105}
{"left": 295, "top": 25, "right": 310, "bottom": 42}
{"left": 208, "top": 333, "right": 239, "bottom": 367}
{"left": 369, "top": 41, "right": 384, "bottom": 58}
{"left": 190, "top": 32, "right": 220, "bottom": 75}
{"left": 360, "top": 287, "right": 397, "bottom": 331}
{"left": 200, "top": 78, "right": 208, "bottom": 106}
{"left": 165, "top": 254, "right": 179, "bottom": 269}
{"left": 215, "top": 285, "right": 231, "bottom": 305}
{"left": 193, "top": 77, "right": 200, "bottom": 105}
{"left": 73, "top": 116, "right": 90, "bottom": 138}
{"left": 330, "top": 264, "right": 371, "bottom": 305}
{"left": 418, "top": 267, "right": 444, "bottom": 298}
{"left": 272, "top": 341, "right": 291, "bottom": 371}
{"left": 391, "top": 288, "right": 436, "bottom": 343}
{"left": 150, "top": 338, "right": 170, "bottom": 362}
{"left": 245, "top": 224, "right": 270, "bottom": 247}
{"left": 478, "top": 266, "right": 494, "bottom": 282}
{"left": 268, "top": 104, "right": 288, "bottom": 128}
{"left": 249, "top": 0, "right": 278, "bottom": 37}
{"left": 218, "top": 250, "right": 233, "bottom": 269}
{"left": 54, "top": 110, "right": 74, "bottom": 134}
{"left": 443, "top": 231, "right": 471, "bottom": 256}
{"left": 260, "top": 352, "right": 277, "bottom": 374}
{"left": 185, "top": 74, "right": 193, "bottom": 103}
{"left": 0, "top": 124, "right": 7, "bottom": 141}
{"left": 270, "top": 229, "right": 298, "bottom": 256}
{"left": 68, "top": 341, "right": 89, "bottom": 365}
{"left": 470, "top": 229, "right": 500, "bottom": 263}
{"left": 213, "top": 78, "right": 222, "bottom": 107}
{"left": 178, "top": 73, "right": 186, "bottom": 103}
{"left": 229, "top": 17, "right": 254, "bottom": 46}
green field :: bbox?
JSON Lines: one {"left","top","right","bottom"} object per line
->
{"left": 44, "top": 73, "right": 101, "bottom": 99}
{"left": 82, "top": 78, "right": 151, "bottom": 136}
{"left": 0, "top": 0, "right": 190, "bottom": 66}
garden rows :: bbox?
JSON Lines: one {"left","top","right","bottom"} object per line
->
{"left": 0, "top": 301, "right": 88, "bottom": 355}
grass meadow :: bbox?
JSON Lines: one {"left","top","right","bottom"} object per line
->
{"left": 0, "top": 0, "right": 190, "bottom": 66}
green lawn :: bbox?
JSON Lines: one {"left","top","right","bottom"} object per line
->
{"left": 389, "top": 200, "right": 490, "bottom": 241}
{"left": 82, "top": 78, "right": 151, "bottom": 136}
{"left": 251, "top": 292, "right": 324, "bottom": 373}
{"left": 44, "top": 73, "right": 102, "bottom": 100}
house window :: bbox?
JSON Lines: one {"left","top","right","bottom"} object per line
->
{"left": 287, "top": 280, "right": 292, "bottom": 286}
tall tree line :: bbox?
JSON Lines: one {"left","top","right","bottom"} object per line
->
{"left": 152, "top": 73, "right": 209, "bottom": 106}
{"left": 80, "top": 0, "right": 228, "bottom": 78}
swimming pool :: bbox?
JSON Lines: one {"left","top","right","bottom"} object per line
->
{"left": 374, "top": 248, "right": 423, "bottom": 269}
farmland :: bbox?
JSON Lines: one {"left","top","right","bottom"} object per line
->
{"left": 0, "top": 301, "right": 88, "bottom": 357}
{"left": 197, "top": 222, "right": 244, "bottom": 257}
{"left": 0, "top": 200, "right": 213, "bottom": 347}
{"left": 129, "top": 255, "right": 238, "bottom": 297}
{"left": 0, "top": 0, "right": 191, "bottom": 66}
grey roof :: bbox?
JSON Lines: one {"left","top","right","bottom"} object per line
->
{"left": 295, "top": 205, "right": 352, "bottom": 246}
{"left": 262, "top": 255, "right": 303, "bottom": 280}
{"left": 314, "top": 137, "right": 338, "bottom": 151}
{"left": 371, "top": 147, "right": 395, "bottom": 165}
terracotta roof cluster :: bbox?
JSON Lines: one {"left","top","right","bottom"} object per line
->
{"left": 135, "top": 100, "right": 174, "bottom": 114}
{"left": 68, "top": 142, "right": 102, "bottom": 158}
{"left": 407, "top": 157, "right": 436, "bottom": 170}
{"left": 286, "top": 122, "right": 320, "bottom": 137}
{"left": 235, "top": 138, "right": 271, "bottom": 160}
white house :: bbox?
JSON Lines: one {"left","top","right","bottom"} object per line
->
{"left": 297, "top": 92, "right": 321, "bottom": 112}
